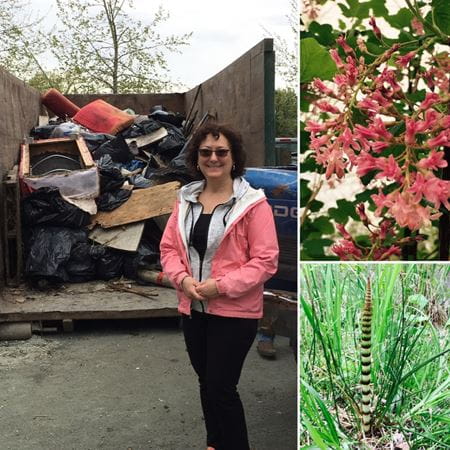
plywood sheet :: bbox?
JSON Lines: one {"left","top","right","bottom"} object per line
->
{"left": 91, "top": 181, "right": 180, "bottom": 229}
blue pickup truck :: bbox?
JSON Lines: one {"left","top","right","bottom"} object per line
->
{"left": 245, "top": 166, "right": 297, "bottom": 350}
{"left": 245, "top": 167, "right": 297, "bottom": 292}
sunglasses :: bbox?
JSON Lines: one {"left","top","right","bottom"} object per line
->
{"left": 198, "top": 148, "right": 230, "bottom": 158}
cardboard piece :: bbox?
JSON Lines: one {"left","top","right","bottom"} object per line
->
{"left": 89, "top": 221, "right": 145, "bottom": 251}
{"left": 90, "top": 181, "right": 180, "bottom": 229}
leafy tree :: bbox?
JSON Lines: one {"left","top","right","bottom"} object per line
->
{"left": 275, "top": 88, "right": 297, "bottom": 136}
{"left": 49, "top": 0, "right": 192, "bottom": 93}
{"left": 272, "top": 0, "right": 298, "bottom": 89}
{"left": 0, "top": 0, "right": 47, "bottom": 82}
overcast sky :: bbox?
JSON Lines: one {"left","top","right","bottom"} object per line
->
{"left": 26, "top": 0, "right": 295, "bottom": 90}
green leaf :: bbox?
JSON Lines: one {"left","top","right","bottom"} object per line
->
{"left": 302, "top": 238, "right": 334, "bottom": 258}
{"left": 360, "top": 171, "right": 377, "bottom": 186}
{"left": 338, "top": 0, "right": 369, "bottom": 19}
{"left": 300, "top": 38, "right": 337, "bottom": 83}
{"left": 300, "top": 95, "right": 311, "bottom": 112}
{"left": 300, "top": 179, "right": 312, "bottom": 204}
{"left": 354, "top": 235, "right": 371, "bottom": 247}
{"left": 370, "top": 0, "right": 388, "bottom": 16}
{"left": 355, "top": 188, "right": 377, "bottom": 203}
{"left": 406, "top": 90, "right": 426, "bottom": 105}
{"left": 385, "top": 8, "right": 414, "bottom": 29}
{"left": 350, "top": 106, "right": 369, "bottom": 126}
{"left": 301, "top": 157, "right": 320, "bottom": 172}
{"left": 408, "top": 294, "right": 429, "bottom": 308}
{"left": 308, "top": 22, "right": 335, "bottom": 46}
{"left": 309, "top": 199, "right": 325, "bottom": 213}
{"left": 312, "top": 216, "right": 334, "bottom": 234}
{"left": 328, "top": 199, "right": 359, "bottom": 224}
{"left": 432, "top": 0, "right": 450, "bottom": 35}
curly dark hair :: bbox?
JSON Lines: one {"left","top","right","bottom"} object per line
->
{"left": 185, "top": 122, "right": 246, "bottom": 179}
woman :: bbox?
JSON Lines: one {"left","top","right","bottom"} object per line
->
{"left": 160, "top": 123, "right": 279, "bottom": 450}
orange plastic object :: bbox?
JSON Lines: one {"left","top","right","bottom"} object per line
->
{"left": 41, "top": 88, "right": 80, "bottom": 118}
{"left": 72, "top": 99, "right": 135, "bottom": 135}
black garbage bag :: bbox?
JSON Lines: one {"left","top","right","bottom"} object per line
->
{"left": 66, "top": 242, "right": 104, "bottom": 282}
{"left": 128, "top": 174, "right": 152, "bottom": 189}
{"left": 22, "top": 187, "right": 91, "bottom": 228}
{"left": 149, "top": 107, "right": 185, "bottom": 128}
{"left": 121, "top": 116, "right": 162, "bottom": 139}
{"left": 123, "top": 239, "right": 160, "bottom": 280}
{"left": 96, "top": 188, "right": 132, "bottom": 211}
{"left": 81, "top": 132, "right": 115, "bottom": 152}
{"left": 168, "top": 140, "right": 189, "bottom": 170}
{"left": 152, "top": 122, "right": 186, "bottom": 163}
{"left": 144, "top": 165, "right": 195, "bottom": 185}
{"left": 29, "top": 123, "right": 61, "bottom": 140}
{"left": 92, "top": 135, "right": 133, "bottom": 163}
{"left": 24, "top": 226, "right": 88, "bottom": 287}
{"left": 97, "top": 155, "right": 125, "bottom": 193}
{"left": 96, "top": 247, "right": 125, "bottom": 280}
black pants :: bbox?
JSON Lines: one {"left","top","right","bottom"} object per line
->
{"left": 182, "top": 310, "right": 258, "bottom": 450}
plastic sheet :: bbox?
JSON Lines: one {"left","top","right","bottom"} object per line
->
{"left": 123, "top": 239, "right": 160, "bottom": 280}
{"left": 24, "top": 226, "right": 88, "bottom": 286}
{"left": 149, "top": 107, "right": 185, "bottom": 128}
{"left": 152, "top": 122, "right": 186, "bottom": 163}
{"left": 96, "top": 189, "right": 132, "bottom": 211}
{"left": 22, "top": 166, "right": 100, "bottom": 200}
{"left": 121, "top": 116, "right": 162, "bottom": 139}
{"left": 95, "top": 247, "right": 125, "bottom": 280}
{"left": 128, "top": 174, "right": 152, "bottom": 189}
{"left": 22, "top": 187, "right": 91, "bottom": 228}
{"left": 66, "top": 242, "right": 103, "bottom": 282}
{"left": 92, "top": 135, "right": 133, "bottom": 163}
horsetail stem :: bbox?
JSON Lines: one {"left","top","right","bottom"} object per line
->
{"left": 360, "top": 278, "right": 373, "bottom": 434}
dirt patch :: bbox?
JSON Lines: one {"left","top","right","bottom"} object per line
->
{"left": 0, "top": 335, "right": 60, "bottom": 369}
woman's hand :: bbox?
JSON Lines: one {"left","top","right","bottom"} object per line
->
{"left": 181, "top": 276, "right": 206, "bottom": 301}
{"left": 196, "top": 278, "right": 219, "bottom": 299}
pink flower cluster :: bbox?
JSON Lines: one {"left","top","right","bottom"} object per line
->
{"left": 330, "top": 204, "right": 422, "bottom": 261}
{"left": 306, "top": 25, "right": 450, "bottom": 259}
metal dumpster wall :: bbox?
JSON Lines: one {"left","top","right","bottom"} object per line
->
{"left": 0, "top": 67, "right": 41, "bottom": 288}
{"left": 184, "top": 39, "right": 275, "bottom": 167}
{"left": 66, "top": 93, "right": 185, "bottom": 115}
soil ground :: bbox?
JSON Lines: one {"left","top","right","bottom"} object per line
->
{"left": 0, "top": 318, "right": 297, "bottom": 450}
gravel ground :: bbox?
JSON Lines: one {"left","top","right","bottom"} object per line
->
{"left": 0, "top": 318, "right": 297, "bottom": 450}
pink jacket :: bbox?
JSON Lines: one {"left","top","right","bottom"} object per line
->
{"left": 160, "top": 184, "right": 279, "bottom": 319}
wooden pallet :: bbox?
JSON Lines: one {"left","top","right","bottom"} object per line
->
{"left": 0, "top": 281, "right": 179, "bottom": 323}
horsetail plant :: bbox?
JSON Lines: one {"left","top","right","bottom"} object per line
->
{"left": 300, "top": 264, "right": 450, "bottom": 449}
{"left": 359, "top": 278, "right": 373, "bottom": 435}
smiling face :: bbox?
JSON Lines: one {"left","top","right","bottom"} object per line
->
{"left": 197, "top": 133, "right": 234, "bottom": 182}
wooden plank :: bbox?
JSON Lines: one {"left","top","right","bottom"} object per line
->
{"left": 91, "top": 181, "right": 180, "bottom": 229}
{"left": 76, "top": 137, "right": 95, "bottom": 168}
{"left": 29, "top": 139, "right": 80, "bottom": 157}
{"left": 20, "top": 143, "right": 30, "bottom": 177}
{"left": 0, "top": 282, "right": 179, "bottom": 321}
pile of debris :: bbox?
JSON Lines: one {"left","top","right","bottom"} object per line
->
{"left": 20, "top": 89, "right": 206, "bottom": 289}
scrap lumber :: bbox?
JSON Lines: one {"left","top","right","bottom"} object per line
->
{"left": 90, "top": 181, "right": 180, "bottom": 228}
